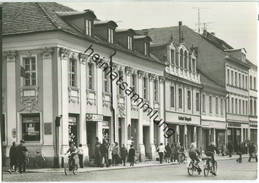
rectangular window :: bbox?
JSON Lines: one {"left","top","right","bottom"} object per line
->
{"left": 235, "top": 98, "right": 238, "bottom": 114}
{"left": 250, "top": 99, "right": 253, "bottom": 115}
{"left": 178, "top": 88, "right": 183, "bottom": 109}
{"left": 202, "top": 94, "right": 206, "bottom": 113}
{"left": 231, "top": 71, "right": 234, "bottom": 85}
{"left": 118, "top": 71, "right": 124, "bottom": 95}
{"left": 85, "top": 19, "right": 92, "bottom": 36}
{"left": 104, "top": 71, "right": 110, "bottom": 93}
{"left": 238, "top": 73, "right": 241, "bottom": 88}
{"left": 235, "top": 72, "right": 237, "bottom": 86}
{"left": 144, "top": 42, "right": 148, "bottom": 56}
{"left": 242, "top": 100, "right": 245, "bottom": 115}
{"left": 187, "top": 90, "right": 191, "bottom": 110}
{"left": 22, "top": 113, "right": 40, "bottom": 142}
{"left": 88, "top": 63, "right": 94, "bottom": 90}
{"left": 196, "top": 93, "right": 200, "bottom": 112}
{"left": 245, "top": 101, "right": 248, "bottom": 115}
{"left": 69, "top": 58, "right": 77, "bottom": 87}
{"left": 171, "top": 49, "right": 175, "bottom": 65}
{"left": 170, "top": 86, "right": 175, "bottom": 107}
{"left": 128, "top": 36, "right": 133, "bottom": 50}
{"left": 220, "top": 98, "right": 223, "bottom": 115}
{"left": 254, "top": 77, "right": 256, "bottom": 90}
{"left": 154, "top": 80, "right": 158, "bottom": 102}
{"left": 23, "top": 57, "right": 37, "bottom": 86}
{"left": 245, "top": 76, "right": 248, "bottom": 89}
{"left": 216, "top": 97, "right": 218, "bottom": 114}
{"left": 143, "top": 77, "right": 148, "bottom": 99}
{"left": 209, "top": 96, "right": 212, "bottom": 113}
{"left": 250, "top": 76, "right": 253, "bottom": 89}
{"left": 192, "top": 59, "right": 195, "bottom": 72}
{"left": 242, "top": 75, "right": 244, "bottom": 89}
{"left": 241, "top": 99, "right": 242, "bottom": 114}
{"left": 108, "top": 28, "right": 114, "bottom": 44}
{"left": 131, "top": 74, "right": 137, "bottom": 91}
{"left": 234, "top": 98, "right": 235, "bottom": 114}
{"left": 227, "top": 69, "right": 230, "bottom": 85}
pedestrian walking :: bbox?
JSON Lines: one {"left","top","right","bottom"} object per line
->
{"left": 248, "top": 142, "right": 257, "bottom": 162}
{"left": 120, "top": 144, "right": 128, "bottom": 166}
{"left": 112, "top": 142, "right": 120, "bottom": 166}
{"left": 100, "top": 139, "right": 109, "bottom": 167}
{"left": 227, "top": 142, "right": 233, "bottom": 157}
{"left": 95, "top": 137, "right": 102, "bottom": 167}
{"left": 9, "top": 142, "right": 17, "bottom": 172}
{"left": 128, "top": 145, "right": 135, "bottom": 166}
{"left": 108, "top": 143, "right": 113, "bottom": 167}
{"left": 78, "top": 144, "right": 84, "bottom": 168}
{"left": 157, "top": 143, "right": 165, "bottom": 164}
{"left": 165, "top": 143, "right": 171, "bottom": 163}
{"left": 175, "top": 142, "right": 181, "bottom": 162}
{"left": 16, "top": 140, "right": 28, "bottom": 173}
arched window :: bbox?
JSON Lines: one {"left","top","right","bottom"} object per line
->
{"left": 184, "top": 51, "right": 188, "bottom": 69}
{"left": 180, "top": 49, "right": 183, "bottom": 68}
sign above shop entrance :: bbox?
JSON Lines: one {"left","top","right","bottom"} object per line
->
{"left": 178, "top": 116, "right": 191, "bottom": 121}
{"left": 86, "top": 113, "right": 103, "bottom": 122}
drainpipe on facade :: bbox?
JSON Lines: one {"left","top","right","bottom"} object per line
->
{"left": 0, "top": 5, "right": 3, "bottom": 178}
{"left": 109, "top": 49, "right": 117, "bottom": 143}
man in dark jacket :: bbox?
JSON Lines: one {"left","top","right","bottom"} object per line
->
{"left": 100, "top": 139, "right": 109, "bottom": 167}
{"left": 95, "top": 137, "right": 102, "bottom": 167}
{"left": 248, "top": 142, "right": 257, "bottom": 162}
{"left": 9, "top": 142, "right": 17, "bottom": 172}
{"left": 128, "top": 145, "right": 135, "bottom": 166}
{"left": 120, "top": 144, "right": 128, "bottom": 166}
{"left": 16, "top": 140, "right": 28, "bottom": 173}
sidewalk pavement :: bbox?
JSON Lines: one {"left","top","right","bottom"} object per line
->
{"left": 4, "top": 154, "right": 249, "bottom": 174}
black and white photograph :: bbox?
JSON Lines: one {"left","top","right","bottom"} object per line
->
{"left": 0, "top": 1, "right": 258, "bottom": 182}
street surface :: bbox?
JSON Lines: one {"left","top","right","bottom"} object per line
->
{"left": 3, "top": 158, "right": 257, "bottom": 181}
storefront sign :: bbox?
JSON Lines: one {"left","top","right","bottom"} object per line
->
{"left": 227, "top": 122, "right": 241, "bottom": 128}
{"left": 178, "top": 116, "right": 191, "bottom": 121}
{"left": 86, "top": 113, "right": 103, "bottom": 121}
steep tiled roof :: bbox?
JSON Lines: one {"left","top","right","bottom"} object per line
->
{"left": 2, "top": 2, "right": 163, "bottom": 65}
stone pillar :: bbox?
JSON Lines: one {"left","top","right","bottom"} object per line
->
{"left": 213, "top": 128, "right": 216, "bottom": 145}
{"left": 241, "top": 127, "right": 244, "bottom": 143}
{"left": 176, "top": 125, "right": 180, "bottom": 143}
{"left": 159, "top": 76, "right": 165, "bottom": 144}
{"left": 79, "top": 54, "right": 88, "bottom": 162}
{"left": 6, "top": 52, "right": 17, "bottom": 148}
{"left": 208, "top": 128, "right": 211, "bottom": 144}
{"left": 42, "top": 49, "right": 55, "bottom": 158}
{"left": 193, "top": 126, "right": 197, "bottom": 146}
{"left": 59, "top": 48, "right": 70, "bottom": 155}
{"left": 184, "top": 125, "right": 187, "bottom": 149}
{"left": 112, "top": 65, "right": 119, "bottom": 143}
{"left": 96, "top": 65, "right": 103, "bottom": 142}
{"left": 125, "top": 67, "right": 132, "bottom": 149}
{"left": 137, "top": 70, "right": 145, "bottom": 161}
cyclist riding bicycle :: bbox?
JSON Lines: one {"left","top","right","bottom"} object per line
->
{"left": 205, "top": 142, "right": 218, "bottom": 175}
{"left": 66, "top": 142, "right": 78, "bottom": 170}
{"left": 188, "top": 142, "right": 201, "bottom": 173}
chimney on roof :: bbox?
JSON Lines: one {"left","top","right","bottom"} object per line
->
{"left": 179, "top": 21, "right": 183, "bottom": 43}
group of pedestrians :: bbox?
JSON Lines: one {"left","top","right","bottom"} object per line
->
{"left": 156, "top": 142, "right": 186, "bottom": 164}
{"left": 94, "top": 137, "right": 136, "bottom": 167}
{"left": 8, "top": 140, "right": 28, "bottom": 174}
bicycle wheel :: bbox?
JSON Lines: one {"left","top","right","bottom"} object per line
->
{"left": 73, "top": 164, "right": 78, "bottom": 175}
{"left": 187, "top": 163, "right": 194, "bottom": 176}
{"left": 203, "top": 164, "right": 209, "bottom": 177}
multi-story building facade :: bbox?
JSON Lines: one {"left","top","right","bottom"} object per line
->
{"left": 2, "top": 2, "right": 166, "bottom": 166}
{"left": 140, "top": 22, "right": 202, "bottom": 149}
{"left": 247, "top": 60, "right": 257, "bottom": 144}
{"left": 200, "top": 71, "right": 226, "bottom": 150}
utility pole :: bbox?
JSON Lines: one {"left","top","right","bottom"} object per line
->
{"left": 193, "top": 7, "right": 201, "bottom": 34}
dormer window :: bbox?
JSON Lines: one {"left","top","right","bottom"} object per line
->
{"left": 128, "top": 36, "right": 133, "bottom": 50}
{"left": 108, "top": 28, "right": 114, "bottom": 44}
{"left": 85, "top": 19, "right": 92, "bottom": 36}
{"left": 144, "top": 42, "right": 148, "bottom": 56}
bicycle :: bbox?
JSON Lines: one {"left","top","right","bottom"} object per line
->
{"left": 203, "top": 157, "right": 217, "bottom": 176}
{"left": 63, "top": 153, "right": 79, "bottom": 175}
{"left": 187, "top": 159, "right": 202, "bottom": 176}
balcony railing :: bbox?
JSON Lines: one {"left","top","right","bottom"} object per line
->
{"left": 166, "top": 65, "right": 200, "bottom": 83}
